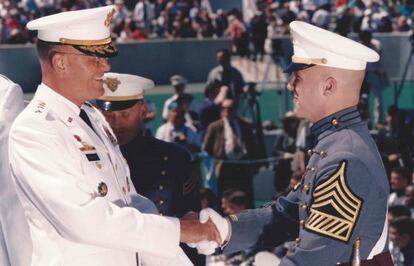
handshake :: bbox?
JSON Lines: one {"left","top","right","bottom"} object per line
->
{"left": 180, "top": 208, "right": 232, "bottom": 255}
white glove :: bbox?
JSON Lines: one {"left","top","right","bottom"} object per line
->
{"left": 188, "top": 240, "right": 217, "bottom": 255}
{"left": 199, "top": 208, "right": 230, "bottom": 246}
{"left": 187, "top": 208, "right": 231, "bottom": 255}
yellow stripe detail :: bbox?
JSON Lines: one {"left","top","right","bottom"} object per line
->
{"left": 292, "top": 55, "right": 328, "bottom": 65}
{"left": 99, "top": 94, "right": 144, "bottom": 101}
{"left": 59, "top": 37, "right": 112, "bottom": 46}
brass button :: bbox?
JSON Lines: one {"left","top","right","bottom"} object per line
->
{"left": 303, "top": 184, "right": 310, "bottom": 193}
{"left": 161, "top": 171, "right": 166, "bottom": 176}
{"left": 320, "top": 151, "right": 327, "bottom": 158}
{"left": 159, "top": 185, "right": 164, "bottom": 190}
{"left": 301, "top": 204, "right": 307, "bottom": 210}
{"left": 300, "top": 220, "right": 305, "bottom": 227}
{"left": 331, "top": 118, "right": 339, "bottom": 128}
{"left": 293, "top": 182, "right": 301, "bottom": 190}
{"left": 163, "top": 156, "right": 168, "bottom": 161}
{"left": 295, "top": 238, "right": 301, "bottom": 244}
{"left": 160, "top": 200, "right": 164, "bottom": 205}
{"left": 307, "top": 149, "right": 313, "bottom": 156}
{"left": 97, "top": 182, "right": 108, "bottom": 196}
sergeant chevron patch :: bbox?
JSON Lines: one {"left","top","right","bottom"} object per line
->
{"left": 305, "top": 161, "right": 362, "bottom": 243}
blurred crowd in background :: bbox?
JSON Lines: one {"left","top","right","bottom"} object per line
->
{"left": 0, "top": 0, "right": 412, "bottom": 45}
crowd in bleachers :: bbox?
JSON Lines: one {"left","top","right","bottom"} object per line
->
{"left": 1, "top": 0, "right": 412, "bottom": 45}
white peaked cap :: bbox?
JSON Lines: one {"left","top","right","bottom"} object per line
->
{"left": 27, "top": 5, "right": 115, "bottom": 45}
{"left": 289, "top": 21, "right": 380, "bottom": 70}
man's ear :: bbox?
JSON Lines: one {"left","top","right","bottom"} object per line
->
{"left": 140, "top": 101, "right": 148, "bottom": 117}
{"left": 50, "top": 52, "right": 66, "bottom": 73}
{"left": 323, "top": 77, "right": 337, "bottom": 96}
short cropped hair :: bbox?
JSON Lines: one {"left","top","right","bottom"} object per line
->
{"left": 35, "top": 39, "right": 60, "bottom": 63}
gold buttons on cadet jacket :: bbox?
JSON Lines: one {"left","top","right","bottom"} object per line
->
{"left": 163, "top": 156, "right": 168, "bottom": 161}
{"left": 331, "top": 118, "right": 339, "bottom": 128}
{"left": 159, "top": 185, "right": 164, "bottom": 191}
{"left": 98, "top": 182, "right": 108, "bottom": 196}
{"left": 300, "top": 220, "right": 305, "bottom": 227}
{"left": 308, "top": 149, "right": 327, "bottom": 158}
{"left": 295, "top": 238, "right": 301, "bottom": 244}
{"left": 301, "top": 204, "right": 307, "bottom": 210}
{"left": 303, "top": 184, "right": 310, "bottom": 193}
{"left": 307, "top": 167, "right": 317, "bottom": 173}
{"left": 161, "top": 171, "right": 166, "bottom": 176}
{"left": 159, "top": 200, "right": 164, "bottom": 205}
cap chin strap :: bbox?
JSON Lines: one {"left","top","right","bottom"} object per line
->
{"left": 292, "top": 55, "right": 328, "bottom": 65}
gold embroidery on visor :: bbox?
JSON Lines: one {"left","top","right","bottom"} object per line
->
{"left": 59, "top": 36, "right": 112, "bottom": 46}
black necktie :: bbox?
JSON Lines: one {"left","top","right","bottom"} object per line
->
{"left": 79, "top": 109, "right": 94, "bottom": 131}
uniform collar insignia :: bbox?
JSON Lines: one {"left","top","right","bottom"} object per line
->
{"left": 310, "top": 106, "right": 362, "bottom": 144}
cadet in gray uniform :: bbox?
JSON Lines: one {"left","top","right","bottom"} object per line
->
{"left": 190, "top": 21, "right": 393, "bottom": 265}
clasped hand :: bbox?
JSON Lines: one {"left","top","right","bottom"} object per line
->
{"left": 180, "top": 208, "right": 230, "bottom": 255}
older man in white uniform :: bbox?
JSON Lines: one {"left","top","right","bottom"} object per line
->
{"left": 8, "top": 6, "right": 219, "bottom": 266}
{"left": 0, "top": 75, "right": 32, "bottom": 266}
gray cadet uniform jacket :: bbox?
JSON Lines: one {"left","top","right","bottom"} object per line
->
{"left": 223, "top": 106, "right": 390, "bottom": 265}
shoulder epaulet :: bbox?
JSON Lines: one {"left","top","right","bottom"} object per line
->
{"left": 31, "top": 100, "right": 50, "bottom": 118}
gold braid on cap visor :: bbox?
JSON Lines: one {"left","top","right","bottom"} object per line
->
{"left": 99, "top": 94, "right": 144, "bottom": 101}
{"left": 59, "top": 37, "right": 112, "bottom": 46}
{"left": 292, "top": 55, "right": 328, "bottom": 65}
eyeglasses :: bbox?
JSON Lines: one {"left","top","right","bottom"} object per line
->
{"left": 50, "top": 51, "right": 109, "bottom": 66}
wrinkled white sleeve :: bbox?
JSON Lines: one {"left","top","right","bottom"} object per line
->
{"left": 9, "top": 119, "right": 181, "bottom": 258}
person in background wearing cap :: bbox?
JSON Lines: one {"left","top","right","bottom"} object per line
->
{"left": 0, "top": 75, "right": 32, "bottom": 265}
{"left": 94, "top": 72, "right": 205, "bottom": 266}
{"left": 188, "top": 21, "right": 393, "bottom": 265}
{"left": 8, "top": 6, "right": 220, "bottom": 266}
{"left": 162, "top": 75, "right": 193, "bottom": 121}
{"left": 156, "top": 102, "right": 201, "bottom": 153}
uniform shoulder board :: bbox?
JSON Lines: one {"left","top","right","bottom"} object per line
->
{"left": 32, "top": 100, "right": 49, "bottom": 116}
{"left": 305, "top": 160, "right": 363, "bottom": 243}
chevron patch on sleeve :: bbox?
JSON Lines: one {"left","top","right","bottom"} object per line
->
{"left": 305, "top": 161, "right": 363, "bottom": 243}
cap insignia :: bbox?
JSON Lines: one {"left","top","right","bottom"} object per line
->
{"left": 105, "top": 77, "right": 121, "bottom": 92}
{"left": 104, "top": 8, "right": 115, "bottom": 27}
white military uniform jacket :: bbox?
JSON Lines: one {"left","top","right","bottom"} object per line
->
{"left": 0, "top": 75, "right": 32, "bottom": 266}
{"left": 9, "top": 84, "right": 192, "bottom": 266}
